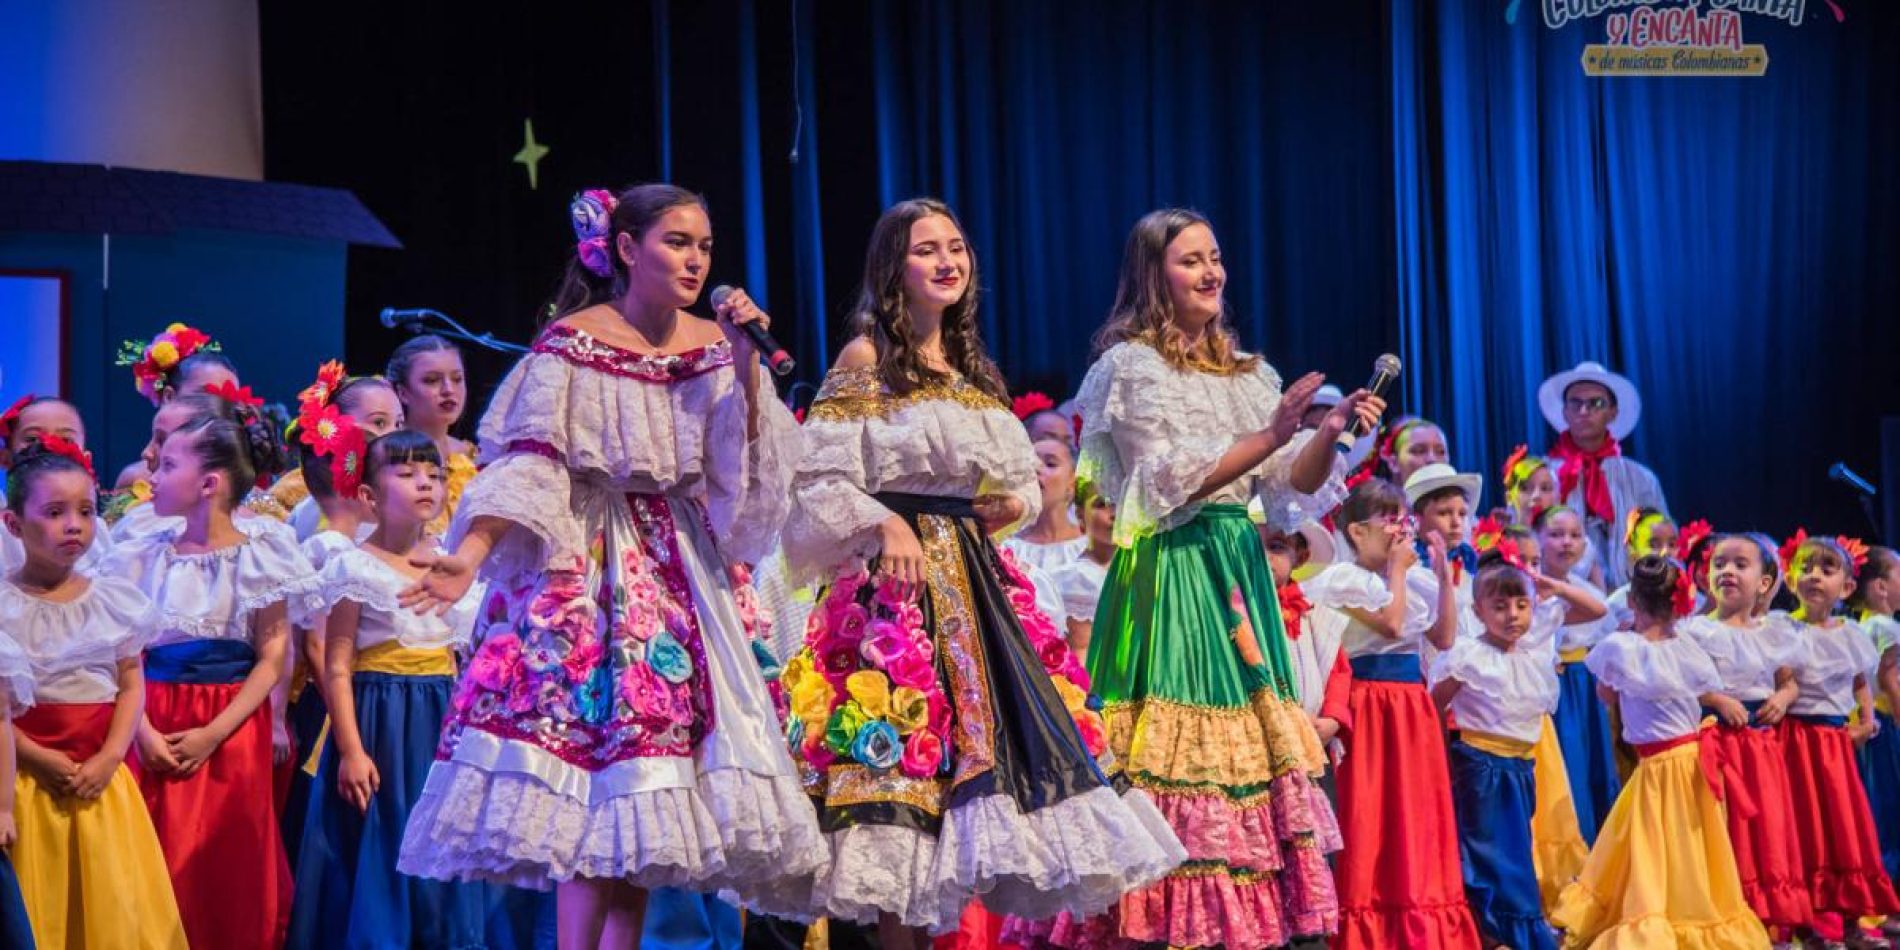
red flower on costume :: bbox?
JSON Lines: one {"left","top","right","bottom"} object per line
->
{"left": 1010, "top": 391, "right": 1055, "bottom": 421}
{"left": 33, "top": 432, "right": 94, "bottom": 478}
{"left": 0, "top": 393, "right": 35, "bottom": 443}
{"left": 204, "top": 380, "right": 264, "bottom": 408}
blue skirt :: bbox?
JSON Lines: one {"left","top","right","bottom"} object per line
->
{"left": 0, "top": 852, "right": 34, "bottom": 950}
{"left": 288, "top": 671, "right": 552, "bottom": 949}
{"left": 1552, "top": 661, "right": 1621, "bottom": 844}
{"left": 641, "top": 889, "right": 743, "bottom": 948}
{"left": 1449, "top": 740, "right": 1554, "bottom": 950}
{"left": 1859, "top": 710, "right": 1900, "bottom": 883}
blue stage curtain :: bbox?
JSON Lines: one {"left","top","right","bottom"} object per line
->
{"left": 1389, "top": 2, "right": 1900, "bottom": 535}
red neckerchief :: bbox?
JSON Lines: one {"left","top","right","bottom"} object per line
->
{"left": 1550, "top": 431, "right": 1620, "bottom": 524}
{"left": 1278, "top": 582, "right": 1312, "bottom": 640}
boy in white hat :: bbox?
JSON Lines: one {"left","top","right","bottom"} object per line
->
{"left": 1538, "top": 360, "right": 1670, "bottom": 588}
{"left": 1404, "top": 462, "right": 1483, "bottom": 606}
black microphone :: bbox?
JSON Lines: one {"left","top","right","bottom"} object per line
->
{"left": 710, "top": 285, "right": 795, "bottom": 377}
{"left": 379, "top": 307, "right": 433, "bottom": 330}
{"left": 1336, "top": 353, "right": 1402, "bottom": 454}
{"left": 1830, "top": 462, "right": 1879, "bottom": 498}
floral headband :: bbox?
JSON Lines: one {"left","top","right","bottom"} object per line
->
{"left": 1471, "top": 514, "right": 1505, "bottom": 552}
{"left": 294, "top": 360, "right": 367, "bottom": 498}
{"left": 1672, "top": 563, "right": 1697, "bottom": 618}
{"left": 0, "top": 393, "right": 35, "bottom": 443}
{"left": 116, "top": 323, "right": 219, "bottom": 406}
{"left": 1011, "top": 391, "right": 1055, "bottom": 422}
{"left": 1494, "top": 536, "right": 1531, "bottom": 574}
{"left": 1778, "top": 527, "right": 1870, "bottom": 574}
{"left": 204, "top": 380, "right": 264, "bottom": 408}
{"left": 570, "top": 189, "right": 620, "bottom": 278}
{"left": 27, "top": 432, "right": 94, "bottom": 479}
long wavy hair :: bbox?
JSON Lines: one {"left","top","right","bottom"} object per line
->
{"left": 852, "top": 198, "right": 1008, "bottom": 404}
{"left": 1093, "top": 208, "right": 1257, "bottom": 375}
{"left": 542, "top": 183, "right": 710, "bottom": 324}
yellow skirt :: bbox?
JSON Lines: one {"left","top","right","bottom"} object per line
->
{"left": 1550, "top": 742, "right": 1768, "bottom": 949}
{"left": 1532, "top": 714, "right": 1590, "bottom": 914}
{"left": 14, "top": 764, "right": 187, "bottom": 949}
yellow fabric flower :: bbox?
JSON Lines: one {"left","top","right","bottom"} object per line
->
{"left": 845, "top": 670, "right": 892, "bottom": 720}
{"left": 790, "top": 664, "right": 836, "bottom": 728}
{"left": 1052, "top": 676, "right": 1089, "bottom": 716}
{"left": 165, "top": 322, "right": 188, "bottom": 334}
{"left": 149, "top": 341, "right": 180, "bottom": 369}
{"left": 888, "top": 686, "right": 930, "bottom": 735}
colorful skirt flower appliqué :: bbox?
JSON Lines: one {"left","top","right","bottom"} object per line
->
{"left": 789, "top": 493, "right": 1183, "bottom": 935}
{"left": 397, "top": 491, "right": 825, "bottom": 912}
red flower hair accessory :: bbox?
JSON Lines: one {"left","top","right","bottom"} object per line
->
{"left": 297, "top": 402, "right": 368, "bottom": 498}
{"left": 298, "top": 360, "right": 348, "bottom": 411}
{"left": 1500, "top": 444, "right": 1529, "bottom": 489}
{"left": 115, "top": 323, "right": 219, "bottom": 405}
{"left": 0, "top": 393, "right": 35, "bottom": 443}
{"left": 1839, "top": 536, "right": 1871, "bottom": 572}
{"left": 204, "top": 380, "right": 264, "bottom": 408}
{"left": 1496, "top": 537, "right": 1531, "bottom": 574}
{"left": 31, "top": 432, "right": 94, "bottom": 478}
{"left": 1676, "top": 519, "right": 1712, "bottom": 562}
{"left": 1011, "top": 391, "right": 1055, "bottom": 421}
{"left": 1671, "top": 563, "right": 1698, "bottom": 618}
{"left": 1778, "top": 528, "right": 1810, "bottom": 575}
{"left": 1472, "top": 514, "right": 1505, "bottom": 552}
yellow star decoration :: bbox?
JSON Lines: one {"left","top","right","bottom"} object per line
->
{"left": 513, "top": 119, "right": 550, "bottom": 190}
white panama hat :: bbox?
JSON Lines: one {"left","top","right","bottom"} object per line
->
{"left": 1538, "top": 360, "right": 1641, "bottom": 440}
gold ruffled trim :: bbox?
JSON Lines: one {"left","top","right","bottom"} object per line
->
{"left": 820, "top": 763, "right": 948, "bottom": 816}
{"left": 807, "top": 366, "right": 1006, "bottom": 421}
{"left": 1105, "top": 689, "right": 1326, "bottom": 789}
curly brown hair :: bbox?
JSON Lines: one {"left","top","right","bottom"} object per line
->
{"left": 852, "top": 198, "right": 1008, "bottom": 404}
{"left": 1094, "top": 208, "right": 1258, "bottom": 376}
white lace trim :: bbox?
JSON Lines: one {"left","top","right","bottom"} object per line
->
{"left": 316, "top": 549, "right": 482, "bottom": 650}
{"left": 782, "top": 376, "right": 1040, "bottom": 588}
{"left": 1076, "top": 342, "right": 1346, "bottom": 546}
{"left": 470, "top": 349, "right": 798, "bottom": 566}
{"left": 395, "top": 756, "right": 828, "bottom": 898}
{"left": 104, "top": 526, "right": 324, "bottom": 644}
{"left": 810, "top": 786, "right": 1186, "bottom": 935}
{"left": 1679, "top": 614, "right": 1801, "bottom": 700}
{"left": 0, "top": 619, "right": 35, "bottom": 713}
{"left": 1584, "top": 631, "right": 1723, "bottom": 703}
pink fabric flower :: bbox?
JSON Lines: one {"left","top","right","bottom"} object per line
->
{"left": 858, "top": 619, "right": 912, "bottom": 668}
{"left": 802, "top": 732, "right": 837, "bottom": 771}
{"left": 899, "top": 730, "right": 945, "bottom": 779}
{"left": 620, "top": 663, "right": 671, "bottom": 727}
{"left": 1075, "top": 713, "right": 1107, "bottom": 757}
{"left": 468, "top": 632, "right": 522, "bottom": 692}
{"left": 886, "top": 649, "right": 937, "bottom": 691}
{"left": 561, "top": 631, "right": 606, "bottom": 683}
{"left": 830, "top": 603, "right": 871, "bottom": 643}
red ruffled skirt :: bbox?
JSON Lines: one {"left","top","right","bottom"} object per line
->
{"left": 134, "top": 680, "right": 291, "bottom": 950}
{"left": 1780, "top": 717, "right": 1900, "bottom": 936}
{"left": 1703, "top": 722, "right": 1811, "bottom": 929}
{"left": 1334, "top": 674, "right": 1480, "bottom": 949}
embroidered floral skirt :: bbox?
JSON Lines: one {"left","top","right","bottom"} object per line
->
{"left": 396, "top": 491, "right": 825, "bottom": 915}
{"left": 1016, "top": 504, "right": 1342, "bottom": 950}
{"left": 784, "top": 492, "right": 1184, "bottom": 934}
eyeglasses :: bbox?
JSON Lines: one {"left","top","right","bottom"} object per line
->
{"left": 1564, "top": 397, "right": 1612, "bottom": 414}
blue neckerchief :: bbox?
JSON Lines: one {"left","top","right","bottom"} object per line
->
{"left": 1415, "top": 539, "right": 1477, "bottom": 574}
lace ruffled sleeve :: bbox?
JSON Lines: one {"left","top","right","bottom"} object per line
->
{"left": 1301, "top": 562, "right": 1392, "bottom": 612}
{"left": 452, "top": 350, "right": 584, "bottom": 579}
{"left": 701, "top": 360, "right": 801, "bottom": 566}
{"left": 0, "top": 632, "right": 33, "bottom": 715}
{"left": 317, "top": 550, "right": 483, "bottom": 650}
{"left": 781, "top": 371, "right": 900, "bottom": 589}
{"left": 1077, "top": 345, "right": 1230, "bottom": 546}
{"left": 1255, "top": 428, "right": 1348, "bottom": 534}
{"left": 1586, "top": 632, "right": 1721, "bottom": 702}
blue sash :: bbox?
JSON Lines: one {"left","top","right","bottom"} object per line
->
{"left": 145, "top": 639, "right": 256, "bottom": 685}
{"left": 1350, "top": 653, "right": 1423, "bottom": 684}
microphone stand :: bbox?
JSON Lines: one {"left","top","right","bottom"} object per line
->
{"left": 389, "top": 309, "right": 529, "bottom": 354}
{"left": 1857, "top": 493, "right": 1884, "bottom": 546}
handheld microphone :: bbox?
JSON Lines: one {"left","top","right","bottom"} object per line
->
{"left": 710, "top": 285, "right": 796, "bottom": 377}
{"left": 1830, "top": 462, "right": 1879, "bottom": 498}
{"left": 1336, "top": 353, "right": 1402, "bottom": 454}
{"left": 379, "top": 307, "right": 433, "bottom": 330}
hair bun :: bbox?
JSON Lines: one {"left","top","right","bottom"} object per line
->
{"left": 232, "top": 405, "right": 289, "bottom": 484}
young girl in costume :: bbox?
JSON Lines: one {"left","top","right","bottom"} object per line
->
{"left": 2, "top": 438, "right": 187, "bottom": 949}
{"left": 1432, "top": 544, "right": 1576, "bottom": 950}
{"left": 1305, "top": 478, "right": 1477, "bottom": 948}
{"left": 1045, "top": 477, "right": 1114, "bottom": 655}
{"left": 109, "top": 323, "right": 239, "bottom": 493}
{"left": 1852, "top": 546, "right": 1900, "bottom": 889}
{"left": 784, "top": 199, "right": 1182, "bottom": 949}
{"left": 1679, "top": 533, "right": 1812, "bottom": 936}
{"left": 385, "top": 334, "right": 478, "bottom": 538}
{"left": 396, "top": 184, "right": 823, "bottom": 947}
{"left": 1, "top": 396, "right": 112, "bottom": 576}
{"left": 1499, "top": 445, "right": 1560, "bottom": 527}
{"left": 107, "top": 402, "right": 316, "bottom": 949}
{"left": 1779, "top": 533, "right": 1900, "bottom": 941}
{"left": 1539, "top": 505, "right": 1621, "bottom": 842}
{"left": 1002, "top": 437, "right": 1087, "bottom": 574}
{"left": 288, "top": 430, "right": 505, "bottom": 947}
{"left": 1550, "top": 556, "right": 1769, "bottom": 947}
